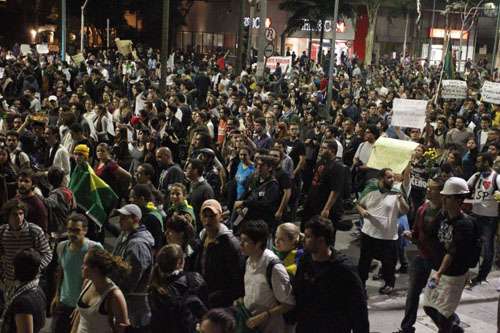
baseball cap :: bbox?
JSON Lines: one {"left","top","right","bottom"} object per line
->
{"left": 201, "top": 199, "right": 222, "bottom": 215}
{"left": 48, "top": 95, "right": 58, "bottom": 102}
{"left": 116, "top": 204, "right": 142, "bottom": 219}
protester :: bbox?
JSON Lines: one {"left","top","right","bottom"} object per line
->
{"left": 423, "top": 177, "right": 476, "bottom": 333}
{"left": 51, "top": 213, "right": 103, "bottom": 333}
{"left": 72, "top": 248, "right": 130, "bottom": 333}
{"left": 149, "top": 244, "right": 208, "bottom": 333}
{"left": 191, "top": 199, "right": 244, "bottom": 308}
{"left": 112, "top": 203, "right": 154, "bottom": 332}
{"left": 293, "top": 216, "right": 369, "bottom": 333}
{"left": 238, "top": 219, "right": 295, "bottom": 333}
{"left": 0, "top": 249, "right": 46, "bottom": 333}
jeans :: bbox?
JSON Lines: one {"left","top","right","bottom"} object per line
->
{"left": 51, "top": 302, "right": 75, "bottom": 333}
{"left": 475, "top": 215, "right": 498, "bottom": 281}
{"left": 400, "top": 256, "right": 433, "bottom": 332}
{"left": 358, "top": 233, "right": 398, "bottom": 287}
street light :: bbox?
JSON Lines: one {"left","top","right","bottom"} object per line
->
{"left": 326, "top": 0, "right": 339, "bottom": 109}
{"left": 81, "top": 0, "right": 89, "bottom": 53}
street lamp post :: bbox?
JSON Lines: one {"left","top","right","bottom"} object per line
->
{"left": 81, "top": 0, "right": 89, "bottom": 53}
{"left": 492, "top": 0, "right": 500, "bottom": 69}
{"left": 160, "top": 0, "right": 171, "bottom": 93}
{"left": 61, "top": 0, "right": 66, "bottom": 61}
{"left": 326, "top": 0, "right": 339, "bottom": 109}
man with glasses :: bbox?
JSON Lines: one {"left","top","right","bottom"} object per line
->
{"left": 192, "top": 199, "right": 244, "bottom": 308}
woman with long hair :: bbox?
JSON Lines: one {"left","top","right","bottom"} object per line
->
{"left": 71, "top": 248, "right": 130, "bottom": 333}
{"left": 166, "top": 183, "right": 196, "bottom": 225}
{"left": 149, "top": 244, "right": 208, "bottom": 333}
{"left": 273, "top": 223, "right": 303, "bottom": 277}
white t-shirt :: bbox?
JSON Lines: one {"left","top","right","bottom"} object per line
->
{"left": 360, "top": 182, "right": 403, "bottom": 240}
{"left": 354, "top": 141, "right": 374, "bottom": 165}
{"left": 243, "top": 249, "right": 295, "bottom": 333}
{"left": 467, "top": 171, "right": 500, "bottom": 217}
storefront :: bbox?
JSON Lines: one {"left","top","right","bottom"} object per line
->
{"left": 284, "top": 19, "right": 355, "bottom": 63}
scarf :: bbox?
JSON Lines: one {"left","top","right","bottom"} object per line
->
{"left": 0, "top": 279, "right": 39, "bottom": 333}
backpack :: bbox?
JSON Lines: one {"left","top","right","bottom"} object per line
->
{"left": 265, "top": 258, "right": 295, "bottom": 324}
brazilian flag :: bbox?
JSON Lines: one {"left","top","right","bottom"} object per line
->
{"left": 443, "top": 40, "right": 455, "bottom": 79}
{"left": 69, "top": 163, "right": 118, "bottom": 227}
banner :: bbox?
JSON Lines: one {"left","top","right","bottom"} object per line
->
{"left": 391, "top": 98, "right": 428, "bottom": 129}
{"left": 265, "top": 56, "right": 292, "bottom": 73}
{"left": 115, "top": 39, "right": 133, "bottom": 56}
{"left": 36, "top": 44, "right": 49, "bottom": 54}
{"left": 481, "top": 80, "right": 500, "bottom": 105}
{"left": 442, "top": 80, "right": 467, "bottom": 99}
{"left": 367, "top": 137, "right": 419, "bottom": 174}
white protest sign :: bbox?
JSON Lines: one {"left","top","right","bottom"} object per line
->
{"left": 442, "top": 80, "right": 467, "bottom": 99}
{"left": 36, "top": 44, "right": 49, "bottom": 54}
{"left": 0, "top": 68, "right": 4, "bottom": 79}
{"left": 265, "top": 56, "right": 292, "bottom": 74}
{"left": 391, "top": 98, "right": 428, "bottom": 129}
{"left": 20, "top": 44, "right": 32, "bottom": 56}
{"left": 481, "top": 80, "right": 500, "bottom": 105}
{"left": 71, "top": 53, "right": 85, "bottom": 66}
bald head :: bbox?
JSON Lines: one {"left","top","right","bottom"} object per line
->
{"left": 156, "top": 147, "right": 173, "bottom": 166}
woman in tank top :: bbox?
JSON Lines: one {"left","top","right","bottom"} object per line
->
{"left": 71, "top": 248, "right": 130, "bottom": 333}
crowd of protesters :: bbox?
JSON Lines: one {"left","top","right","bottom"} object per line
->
{"left": 0, "top": 41, "right": 498, "bottom": 333}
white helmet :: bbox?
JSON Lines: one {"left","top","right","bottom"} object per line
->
{"left": 440, "top": 177, "right": 470, "bottom": 196}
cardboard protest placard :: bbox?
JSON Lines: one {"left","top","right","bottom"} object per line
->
{"left": 71, "top": 53, "right": 85, "bottom": 66}
{"left": 391, "top": 98, "right": 428, "bottom": 129}
{"left": 367, "top": 137, "right": 419, "bottom": 174}
{"left": 115, "top": 39, "right": 133, "bottom": 56}
{"left": 442, "top": 80, "right": 467, "bottom": 99}
{"left": 481, "top": 81, "right": 500, "bottom": 105}
{"left": 20, "top": 44, "right": 32, "bottom": 56}
{"left": 265, "top": 56, "right": 292, "bottom": 74}
{"left": 36, "top": 44, "right": 49, "bottom": 54}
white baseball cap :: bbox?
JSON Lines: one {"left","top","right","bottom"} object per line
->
{"left": 116, "top": 204, "right": 142, "bottom": 219}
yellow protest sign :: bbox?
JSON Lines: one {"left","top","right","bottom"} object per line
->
{"left": 72, "top": 53, "right": 85, "bottom": 66}
{"left": 367, "top": 137, "right": 419, "bottom": 174}
{"left": 115, "top": 39, "right": 133, "bottom": 56}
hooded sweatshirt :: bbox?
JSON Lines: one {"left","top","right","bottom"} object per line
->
{"left": 193, "top": 224, "right": 244, "bottom": 308}
{"left": 112, "top": 224, "right": 154, "bottom": 327}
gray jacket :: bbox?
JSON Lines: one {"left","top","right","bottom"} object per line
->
{"left": 112, "top": 224, "right": 154, "bottom": 328}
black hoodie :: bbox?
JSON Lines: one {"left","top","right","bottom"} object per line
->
{"left": 293, "top": 249, "right": 369, "bottom": 333}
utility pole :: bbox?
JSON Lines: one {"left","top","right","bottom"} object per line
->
{"left": 81, "top": 0, "right": 89, "bottom": 52}
{"left": 427, "top": 0, "right": 436, "bottom": 62}
{"left": 326, "top": 0, "right": 339, "bottom": 108}
{"left": 492, "top": 0, "right": 500, "bottom": 69}
{"left": 160, "top": 0, "right": 171, "bottom": 93}
{"left": 236, "top": 0, "right": 246, "bottom": 74}
{"left": 256, "top": 0, "right": 267, "bottom": 80}
{"left": 402, "top": 10, "right": 409, "bottom": 62}
{"left": 61, "top": 0, "right": 66, "bottom": 61}
{"left": 106, "top": 18, "right": 110, "bottom": 49}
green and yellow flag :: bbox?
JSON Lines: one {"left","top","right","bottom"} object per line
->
{"left": 443, "top": 40, "right": 455, "bottom": 79}
{"left": 69, "top": 163, "right": 118, "bottom": 227}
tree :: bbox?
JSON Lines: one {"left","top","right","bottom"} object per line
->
{"left": 279, "top": 0, "right": 352, "bottom": 63}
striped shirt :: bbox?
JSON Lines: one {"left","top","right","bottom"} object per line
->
{"left": 0, "top": 221, "right": 52, "bottom": 282}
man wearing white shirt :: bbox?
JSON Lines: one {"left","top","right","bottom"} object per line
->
{"left": 45, "top": 127, "right": 71, "bottom": 185}
{"left": 357, "top": 168, "right": 410, "bottom": 295}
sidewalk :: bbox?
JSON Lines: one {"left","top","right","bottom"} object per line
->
{"left": 334, "top": 221, "right": 500, "bottom": 311}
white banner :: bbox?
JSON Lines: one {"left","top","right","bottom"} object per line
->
{"left": 481, "top": 80, "right": 500, "bottom": 105}
{"left": 265, "top": 56, "right": 292, "bottom": 73}
{"left": 391, "top": 98, "right": 428, "bottom": 129}
{"left": 442, "top": 80, "right": 467, "bottom": 99}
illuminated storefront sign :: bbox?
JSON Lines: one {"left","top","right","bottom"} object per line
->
{"left": 429, "top": 28, "right": 468, "bottom": 40}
